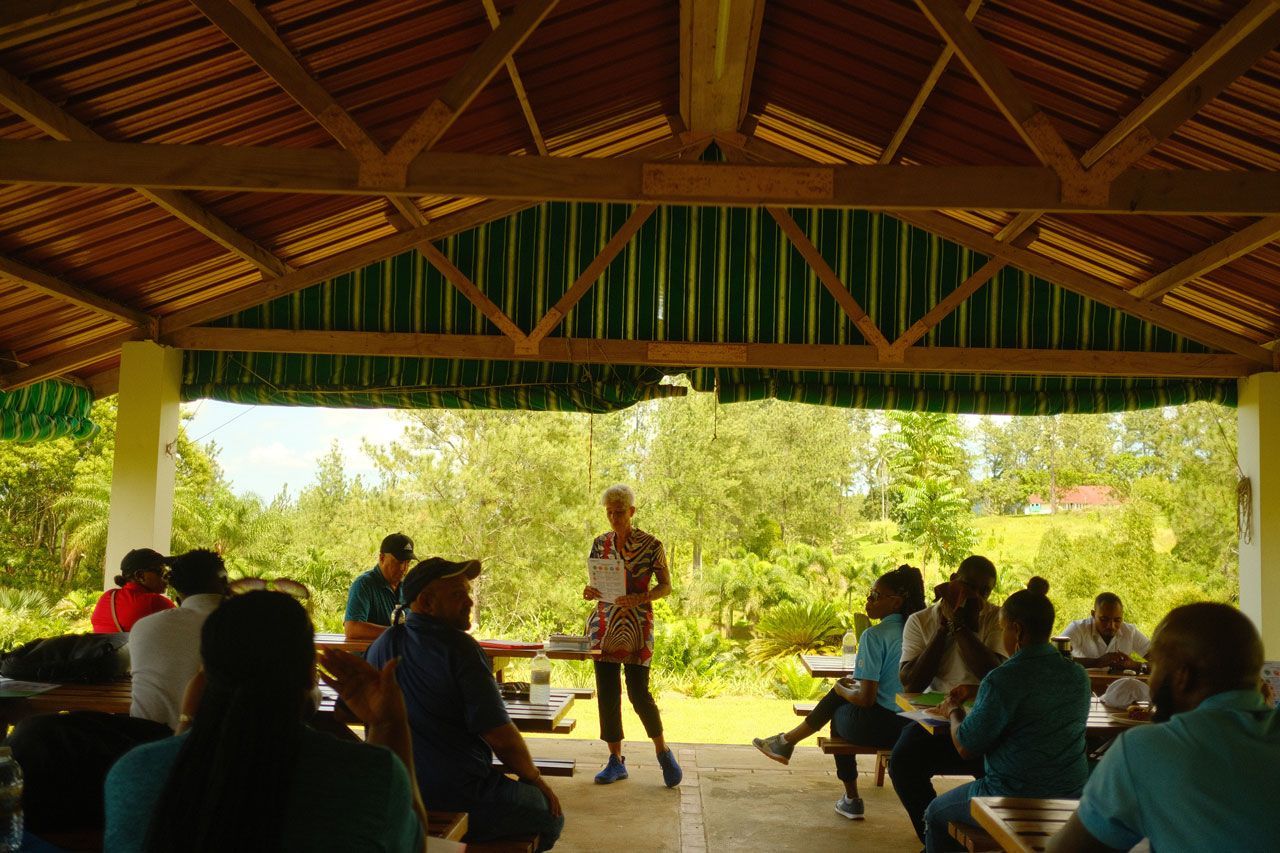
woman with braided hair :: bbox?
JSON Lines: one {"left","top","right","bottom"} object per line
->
{"left": 753, "top": 564, "right": 927, "bottom": 820}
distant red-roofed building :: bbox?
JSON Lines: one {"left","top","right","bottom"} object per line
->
{"left": 1023, "top": 485, "right": 1120, "bottom": 515}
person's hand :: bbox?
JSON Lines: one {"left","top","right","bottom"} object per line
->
{"left": 534, "top": 777, "right": 563, "bottom": 818}
{"left": 1101, "top": 652, "right": 1138, "bottom": 670}
{"left": 177, "top": 668, "right": 206, "bottom": 732}
{"left": 947, "top": 684, "right": 977, "bottom": 705}
{"left": 583, "top": 586, "right": 602, "bottom": 601}
{"left": 319, "top": 648, "right": 407, "bottom": 729}
{"left": 956, "top": 597, "right": 981, "bottom": 632}
{"left": 615, "top": 593, "right": 647, "bottom": 607}
{"left": 833, "top": 679, "right": 859, "bottom": 702}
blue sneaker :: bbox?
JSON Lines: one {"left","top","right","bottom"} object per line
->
{"left": 658, "top": 748, "right": 683, "bottom": 787}
{"left": 594, "top": 754, "right": 628, "bottom": 784}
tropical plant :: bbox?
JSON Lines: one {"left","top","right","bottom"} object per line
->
{"left": 748, "top": 600, "right": 844, "bottom": 661}
{"left": 768, "top": 658, "right": 828, "bottom": 700}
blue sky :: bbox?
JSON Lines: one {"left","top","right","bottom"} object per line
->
{"left": 184, "top": 400, "right": 411, "bottom": 499}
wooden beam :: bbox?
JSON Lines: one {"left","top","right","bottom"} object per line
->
{"left": 162, "top": 326, "right": 1260, "bottom": 379}
{"left": 681, "top": 0, "right": 768, "bottom": 133}
{"left": 0, "top": 0, "right": 140, "bottom": 48}
{"left": 1130, "top": 215, "right": 1280, "bottom": 301}
{"left": 880, "top": 0, "right": 982, "bottom": 164}
{"left": 0, "top": 65, "right": 291, "bottom": 278}
{"left": 721, "top": 133, "right": 1275, "bottom": 365}
{"left": 86, "top": 366, "right": 119, "bottom": 398}
{"left": 1083, "top": 0, "right": 1280, "bottom": 168}
{"left": 5, "top": 139, "right": 1280, "bottom": 215}
{"left": 0, "top": 330, "right": 143, "bottom": 391}
{"left": 889, "top": 253, "right": 1008, "bottom": 356}
{"left": 480, "top": 0, "right": 547, "bottom": 155}
{"left": 0, "top": 255, "right": 152, "bottom": 328}
{"left": 390, "top": 0, "right": 561, "bottom": 167}
{"left": 767, "top": 206, "right": 892, "bottom": 356}
{"left": 522, "top": 204, "right": 658, "bottom": 351}
{"left": 419, "top": 242, "right": 528, "bottom": 343}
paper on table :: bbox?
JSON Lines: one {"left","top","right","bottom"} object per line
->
{"left": 0, "top": 678, "right": 58, "bottom": 698}
{"left": 587, "top": 556, "right": 627, "bottom": 604}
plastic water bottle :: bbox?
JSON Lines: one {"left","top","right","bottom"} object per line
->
{"left": 0, "top": 746, "right": 22, "bottom": 853}
{"left": 841, "top": 630, "right": 857, "bottom": 670}
{"left": 530, "top": 645, "right": 551, "bottom": 705}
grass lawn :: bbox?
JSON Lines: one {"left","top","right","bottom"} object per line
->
{"left": 531, "top": 693, "right": 801, "bottom": 746}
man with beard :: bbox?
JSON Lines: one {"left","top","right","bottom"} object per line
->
{"left": 1061, "top": 592, "right": 1150, "bottom": 670}
{"left": 1048, "top": 602, "right": 1280, "bottom": 852}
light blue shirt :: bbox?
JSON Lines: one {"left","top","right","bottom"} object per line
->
{"left": 1077, "top": 689, "right": 1280, "bottom": 852}
{"left": 853, "top": 612, "right": 906, "bottom": 713}
{"left": 957, "top": 643, "right": 1091, "bottom": 797}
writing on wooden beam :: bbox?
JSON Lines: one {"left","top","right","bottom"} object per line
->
{"left": 641, "top": 163, "right": 833, "bottom": 203}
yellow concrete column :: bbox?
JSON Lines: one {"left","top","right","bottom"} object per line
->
{"left": 102, "top": 341, "right": 183, "bottom": 591}
{"left": 1239, "top": 372, "right": 1280, "bottom": 656}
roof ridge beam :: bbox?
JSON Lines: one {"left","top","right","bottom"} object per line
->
{"left": 480, "top": 0, "right": 547, "bottom": 155}
{"left": 681, "top": 0, "right": 768, "bottom": 133}
{"left": 0, "top": 254, "right": 152, "bottom": 329}
{"left": 0, "top": 64, "right": 291, "bottom": 278}
{"left": 391, "top": 0, "right": 561, "bottom": 170}
{"left": 1131, "top": 216, "right": 1280, "bottom": 302}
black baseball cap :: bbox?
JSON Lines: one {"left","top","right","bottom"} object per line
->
{"left": 379, "top": 533, "right": 417, "bottom": 562}
{"left": 120, "top": 548, "right": 170, "bottom": 578}
{"left": 400, "top": 557, "right": 482, "bottom": 605}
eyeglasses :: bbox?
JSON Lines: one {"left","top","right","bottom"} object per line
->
{"left": 867, "top": 588, "right": 901, "bottom": 602}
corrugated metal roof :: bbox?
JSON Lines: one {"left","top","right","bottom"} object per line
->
{"left": 0, "top": 0, "right": 1275, "bottom": 389}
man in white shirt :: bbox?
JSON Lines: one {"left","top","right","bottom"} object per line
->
{"left": 890, "top": 555, "right": 1006, "bottom": 844}
{"left": 129, "top": 549, "right": 228, "bottom": 730}
{"left": 1061, "top": 592, "right": 1150, "bottom": 669}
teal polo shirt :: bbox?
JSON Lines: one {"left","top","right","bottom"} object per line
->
{"left": 1077, "top": 689, "right": 1280, "bottom": 852}
{"left": 343, "top": 567, "right": 399, "bottom": 626}
{"left": 852, "top": 612, "right": 906, "bottom": 712}
{"left": 957, "top": 642, "right": 1092, "bottom": 798}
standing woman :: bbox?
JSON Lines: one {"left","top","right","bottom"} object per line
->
{"left": 753, "top": 565, "right": 926, "bottom": 820}
{"left": 582, "top": 484, "right": 682, "bottom": 788}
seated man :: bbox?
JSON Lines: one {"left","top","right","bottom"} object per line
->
{"left": 1048, "top": 602, "right": 1280, "bottom": 853}
{"left": 890, "top": 555, "right": 1006, "bottom": 844}
{"left": 343, "top": 532, "right": 415, "bottom": 640}
{"left": 367, "top": 557, "right": 564, "bottom": 851}
{"left": 923, "top": 580, "right": 1091, "bottom": 852}
{"left": 129, "top": 549, "right": 229, "bottom": 730}
{"left": 1061, "top": 591, "right": 1150, "bottom": 669}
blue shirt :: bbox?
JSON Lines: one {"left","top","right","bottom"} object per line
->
{"left": 957, "top": 643, "right": 1091, "bottom": 798}
{"left": 104, "top": 727, "right": 421, "bottom": 853}
{"left": 344, "top": 567, "right": 399, "bottom": 626}
{"left": 366, "top": 612, "right": 511, "bottom": 809}
{"left": 853, "top": 612, "right": 906, "bottom": 712}
{"left": 1077, "top": 689, "right": 1280, "bottom": 852}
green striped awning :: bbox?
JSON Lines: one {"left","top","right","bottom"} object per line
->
{"left": 184, "top": 203, "right": 1236, "bottom": 415}
{"left": 0, "top": 379, "right": 96, "bottom": 442}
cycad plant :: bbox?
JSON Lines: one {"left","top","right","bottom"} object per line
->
{"left": 748, "top": 600, "right": 844, "bottom": 662}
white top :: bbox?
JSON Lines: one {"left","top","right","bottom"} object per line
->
{"left": 129, "top": 593, "right": 223, "bottom": 729}
{"left": 900, "top": 600, "right": 1006, "bottom": 694}
{"left": 1062, "top": 618, "right": 1150, "bottom": 660}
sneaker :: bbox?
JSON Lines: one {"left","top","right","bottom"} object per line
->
{"left": 594, "top": 754, "right": 628, "bottom": 784}
{"left": 752, "top": 732, "right": 795, "bottom": 765}
{"left": 658, "top": 748, "right": 683, "bottom": 788}
{"left": 834, "top": 796, "right": 865, "bottom": 820}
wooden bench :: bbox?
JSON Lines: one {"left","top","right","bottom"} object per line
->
{"left": 793, "top": 701, "right": 816, "bottom": 716}
{"left": 493, "top": 756, "right": 576, "bottom": 777}
{"left": 817, "top": 736, "right": 890, "bottom": 787}
{"left": 948, "top": 821, "right": 1000, "bottom": 852}
{"left": 465, "top": 835, "right": 540, "bottom": 852}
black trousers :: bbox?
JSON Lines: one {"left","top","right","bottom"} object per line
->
{"left": 594, "top": 661, "right": 664, "bottom": 743}
{"left": 804, "top": 688, "right": 909, "bottom": 783}
{"left": 889, "top": 719, "right": 985, "bottom": 842}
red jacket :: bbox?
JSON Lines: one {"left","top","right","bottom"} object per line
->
{"left": 90, "top": 582, "right": 175, "bottom": 632}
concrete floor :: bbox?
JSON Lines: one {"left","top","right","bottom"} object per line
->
{"left": 521, "top": 737, "right": 961, "bottom": 852}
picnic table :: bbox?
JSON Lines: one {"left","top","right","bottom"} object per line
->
{"left": 798, "top": 653, "right": 853, "bottom": 678}
{"left": 478, "top": 641, "right": 600, "bottom": 682}
{"left": 970, "top": 796, "right": 1078, "bottom": 852}
{"left": 314, "top": 632, "right": 372, "bottom": 653}
{"left": 427, "top": 811, "right": 468, "bottom": 842}
{"left": 896, "top": 693, "right": 1139, "bottom": 738}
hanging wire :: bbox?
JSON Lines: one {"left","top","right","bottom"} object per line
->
{"left": 190, "top": 405, "right": 257, "bottom": 444}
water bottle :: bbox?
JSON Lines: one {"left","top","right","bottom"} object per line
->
{"left": 530, "top": 645, "right": 551, "bottom": 705}
{"left": 841, "top": 629, "right": 857, "bottom": 670}
{"left": 0, "top": 746, "right": 22, "bottom": 853}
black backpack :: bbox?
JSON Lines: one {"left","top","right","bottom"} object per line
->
{"left": 0, "top": 632, "right": 129, "bottom": 683}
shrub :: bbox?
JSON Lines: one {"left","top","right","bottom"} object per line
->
{"left": 748, "top": 600, "right": 844, "bottom": 661}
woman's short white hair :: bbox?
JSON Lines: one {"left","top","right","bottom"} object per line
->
{"left": 601, "top": 483, "right": 636, "bottom": 509}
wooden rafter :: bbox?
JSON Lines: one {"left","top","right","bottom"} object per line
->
{"left": 766, "top": 206, "right": 892, "bottom": 357}
{"left": 521, "top": 204, "right": 658, "bottom": 352}
{"left": 190, "top": 0, "right": 425, "bottom": 227}
{"left": 480, "top": 0, "right": 547, "bottom": 155}
{"left": 419, "top": 242, "right": 528, "bottom": 344}
{"left": 5, "top": 139, "right": 1280, "bottom": 215}
{"left": 681, "top": 0, "right": 768, "bottom": 133}
{"left": 161, "top": 327, "right": 1261, "bottom": 380}
{"left": 879, "top": 0, "right": 983, "bottom": 164}
{"left": 0, "top": 330, "right": 143, "bottom": 391}
{"left": 389, "top": 0, "right": 561, "bottom": 169}
{"left": 0, "top": 65, "right": 290, "bottom": 279}
{"left": 723, "top": 133, "right": 1274, "bottom": 365}
{"left": 1130, "top": 216, "right": 1280, "bottom": 302}
{"left": 0, "top": 255, "right": 151, "bottom": 328}
{"left": 0, "top": 0, "right": 140, "bottom": 48}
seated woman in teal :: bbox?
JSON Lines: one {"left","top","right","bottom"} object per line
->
{"left": 104, "top": 591, "right": 427, "bottom": 853}
{"left": 753, "top": 564, "right": 925, "bottom": 820}
{"left": 923, "top": 578, "right": 1092, "bottom": 853}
